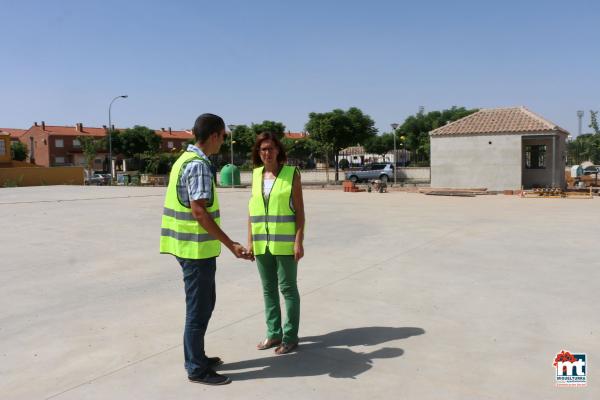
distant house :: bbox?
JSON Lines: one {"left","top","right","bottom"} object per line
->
{"left": 0, "top": 128, "right": 28, "bottom": 144}
{"left": 17, "top": 122, "right": 193, "bottom": 169}
{"left": 0, "top": 132, "right": 11, "bottom": 164}
{"left": 156, "top": 127, "right": 193, "bottom": 152}
{"left": 338, "top": 146, "right": 410, "bottom": 167}
{"left": 284, "top": 131, "right": 309, "bottom": 140}
{"left": 17, "top": 122, "right": 107, "bottom": 168}
{"left": 429, "top": 107, "right": 569, "bottom": 190}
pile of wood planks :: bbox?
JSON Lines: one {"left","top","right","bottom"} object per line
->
{"left": 418, "top": 188, "right": 489, "bottom": 197}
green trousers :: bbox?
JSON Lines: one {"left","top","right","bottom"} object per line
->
{"left": 256, "top": 249, "right": 300, "bottom": 343}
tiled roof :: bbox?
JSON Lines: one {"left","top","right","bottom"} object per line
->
{"left": 284, "top": 132, "right": 309, "bottom": 139}
{"left": 29, "top": 125, "right": 109, "bottom": 137}
{"left": 26, "top": 124, "right": 193, "bottom": 139}
{"left": 156, "top": 129, "right": 193, "bottom": 140}
{"left": 0, "top": 128, "right": 28, "bottom": 138}
{"left": 430, "top": 107, "right": 569, "bottom": 136}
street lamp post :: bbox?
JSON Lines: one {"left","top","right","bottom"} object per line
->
{"left": 400, "top": 135, "right": 406, "bottom": 167}
{"left": 227, "top": 124, "right": 236, "bottom": 188}
{"left": 577, "top": 110, "right": 584, "bottom": 136}
{"left": 390, "top": 123, "right": 399, "bottom": 185}
{"left": 108, "top": 95, "right": 128, "bottom": 184}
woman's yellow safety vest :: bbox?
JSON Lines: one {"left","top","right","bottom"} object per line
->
{"left": 249, "top": 165, "right": 297, "bottom": 256}
{"left": 160, "top": 151, "right": 221, "bottom": 259}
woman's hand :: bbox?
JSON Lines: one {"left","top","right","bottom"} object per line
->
{"left": 294, "top": 241, "right": 304, "bottom": 262}
{"left": 246, "top": 243, "right": 255, "bottom": 261}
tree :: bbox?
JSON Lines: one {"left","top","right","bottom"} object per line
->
{"left": 220, "top": 124, "right": 255, "bottom": 160}
{"left": 282, "top": 137, "right": 319, "bottom": 167}
{"left": 305, "top": 107, "right": 377, "bottom": 182}
{"left": 364, "top": 133, "right": 395, "bottom": 160}
{"left": 112, "top": 125, "right": 161, "bottom": 158}
{"left": 399, "top": 106, "right": 478, "bottom": 166}
{"left": 567, "top": 111, "right": 600, "bottom": 165}
{"left": 251, "top": 120, "right": 286, "bottom": 139}
{"left": 568, "top": 133, "right": 600, "bottom": 164}
{"left": 10, "top": 141, "right": 28, "bottom": 161}
{"left": 78, "top": 136, "right": 106, "bottom": 175}
{"left": 590, "top": 110, "right": 600, "bottom": 135}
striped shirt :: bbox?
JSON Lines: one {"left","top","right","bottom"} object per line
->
{"left": 177, "top": 145, "right": 214, "bottom": 208}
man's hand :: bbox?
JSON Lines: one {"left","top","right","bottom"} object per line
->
{"left": 229, "top": 242, "right": 254, "bottom": 260}
{"left": 294, "top": 241, "right": 304, "bottom": 262}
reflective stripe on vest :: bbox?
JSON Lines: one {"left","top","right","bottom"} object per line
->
{"left": 249, "top": 215, "right": 295, "bottom": 223}
{"left": 248, "top": 165, "right": 296, "bottom": 256}
{"left": 159, "top": 151, "right": 221, "bottom": 259}
{"left": 163, "top": 207, "right": 220, "bottom": 221}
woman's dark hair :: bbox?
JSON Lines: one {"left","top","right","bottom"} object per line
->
{"left": 192, "top": 113, "right": 225, "bottom": 143}
{"left": 252, "top": 132, "right": 287, "bottom": 166}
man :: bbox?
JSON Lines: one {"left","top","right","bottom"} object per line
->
{"left": 160, "top": 113, "right": 249, "bottom": 385}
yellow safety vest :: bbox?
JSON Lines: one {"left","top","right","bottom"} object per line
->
{"left": 159, "top": 151, "right": 221, "bottom": 259}
{"left": 249, "top": 165, "right": 297, "bottom": 255}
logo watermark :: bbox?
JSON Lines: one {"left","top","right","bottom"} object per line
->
{"left": 554, "top": 350, "right": 587, "bottom": 387}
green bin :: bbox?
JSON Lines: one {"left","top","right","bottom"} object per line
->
{"left": 220, "top": 164, "right": 241, "bottom": 186}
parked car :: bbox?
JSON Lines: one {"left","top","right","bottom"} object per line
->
{"left": 344, "top": 163, "right": 394, "bottom": 183}
{"left": 583, "top": 166, "right": 600, "bottom": 175}
{"left": 85, "top": 173, "right": 109, "bottom": 185}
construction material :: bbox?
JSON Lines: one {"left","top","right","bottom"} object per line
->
{"left": 342, "top": 180, "right": 365, "bottom": 193}
{"left": 367, "top": 179, "right": 387, "bottom": 193}
{"left": 521, "top": 187, "right": 593, "bottom": 199}
{"left": 425, "top": 191, "right": 476, "bottom": 197}
{"left": 419, "top": 187, "right": 488, "bottom": 196}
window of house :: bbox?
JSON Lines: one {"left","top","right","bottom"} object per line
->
{"left": 525, "top": 145, "right": 546, "bottom": 169}
{"left": 55, "top": 156, "right": 65, "bottom": 164}
{"left": 73, "top": 139, "right": 81, "bottom": 147}
{"left": 55, "top": 139, "right": 64, "bottom": 148}
{"left": 167, "top": 141, "right": 174, "bottom": 149}
{"left": 0, "top": 140, "right": 6, "bottom": 156}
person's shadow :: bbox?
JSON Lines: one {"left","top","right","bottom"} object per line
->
{"left": 220, "top": 326, "right": 425, "bottom": 380}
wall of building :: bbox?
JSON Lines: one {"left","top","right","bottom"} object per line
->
{"left": 20, "top": 129, "right": 50, "bottom": 167}
{"left": 430, "top": 133, "right": 522, "bottom": 190}
{"left": 160, "top": 138, "right": 188, "bottom": 153}
{"left": 0, "top": 166, "right": 84, "bottom": 186}
{"left": 234, "top": 167, "right": 430, "bottom": 185}
{"left": 521, "top": 134, "right": 567, "bottom": 189}
{"left": 0, "top": 135, "right": 10, "bottom": 163}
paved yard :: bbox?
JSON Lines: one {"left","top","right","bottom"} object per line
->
{"left": 0, "top": 186, "right": 598, "bottom": 399}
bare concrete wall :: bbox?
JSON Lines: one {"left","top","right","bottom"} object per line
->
{"left": 430, "top": 134, "right": 522, "bottom": 190}
{"left": 235, "top": 167, "right": 431, "bottom": 184}
{"left": 521, "top": 135, "right": 567, "bottom": 188}
{"left": 0, "top": 166, "right": 84, "bottom": 187}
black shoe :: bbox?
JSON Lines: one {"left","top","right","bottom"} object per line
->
{"left": 207, "top": 356, "right": 224, "bottom": 368}
{"left": 188, "top": 368, "right": 231, "bottom": 385}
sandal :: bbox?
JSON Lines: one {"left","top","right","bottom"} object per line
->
{"left": 274, "top": 342, "right": 298, "bottom": 355}
{"left": 256, "top": 338, "right": 282, "bottom": 350}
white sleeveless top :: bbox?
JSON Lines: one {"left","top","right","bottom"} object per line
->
{"left": 262, "top": 177, "right": 295, "bottom": 211}
{"left": 263, "top": 178, "right": 275, "bottom": 198}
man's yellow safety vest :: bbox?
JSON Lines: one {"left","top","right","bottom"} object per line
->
{"left": 160, "top": 151, "right": 221, "bottom": 259}
{"left": 249, "top": 165, "right": 297, "bottom": 256}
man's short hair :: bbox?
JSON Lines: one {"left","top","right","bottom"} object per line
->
{"left": 192, "top": 113, "right": 225, "bottom": 143}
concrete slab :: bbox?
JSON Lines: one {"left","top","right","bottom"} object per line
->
{"left": 0, "top": 186, "right": 598, "bottom": 399}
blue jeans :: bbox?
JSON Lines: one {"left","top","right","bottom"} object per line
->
{"left": 176, "top": 256, "right": 216, "bottom": 377}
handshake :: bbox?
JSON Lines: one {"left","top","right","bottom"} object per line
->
{"left": 228, "top": 242, "right": 255, "bottom": 261}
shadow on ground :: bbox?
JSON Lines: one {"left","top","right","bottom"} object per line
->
{"left": 220, "top": 326, "right": 425, "bottom": 380}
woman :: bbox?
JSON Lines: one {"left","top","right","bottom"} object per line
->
{"left": 247, "top": 132, "right": 305, "bottom": 355}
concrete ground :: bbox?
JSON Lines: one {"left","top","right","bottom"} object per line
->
{"left": 0, "top": 186, "right": 598, "bottom": 400}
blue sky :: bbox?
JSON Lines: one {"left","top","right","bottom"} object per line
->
{"left": 1, "top": 0, "right": 599, "bottom": 135}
